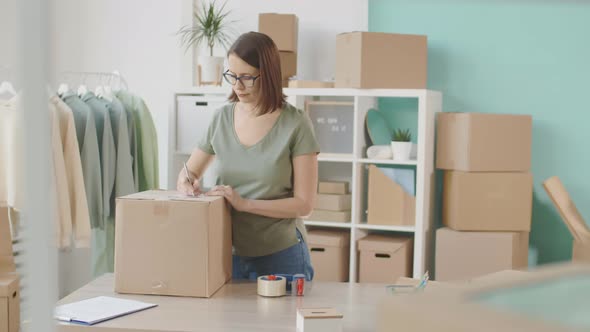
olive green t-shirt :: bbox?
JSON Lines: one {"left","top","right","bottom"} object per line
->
{"left": 198, "top": 102, "right": 320, "bottom": 257}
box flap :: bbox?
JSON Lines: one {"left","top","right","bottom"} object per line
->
{"left": 117, "top": 190, "right": 220, "bottom": 203}
{"left": 298, "top": 307, "right": 343, "bottom": 319}
{"left": 307, "top": 230, "right": 350, "bottom": 247}
{"left": 0, "top": 273, "right": 19, "bottom": 297}
{"left": 358, "top": 234, "right": 411, "bottom": 253}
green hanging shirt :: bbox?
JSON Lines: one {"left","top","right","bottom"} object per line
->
{"left": 198, "top": 102, "right": 320, "bottom": 257}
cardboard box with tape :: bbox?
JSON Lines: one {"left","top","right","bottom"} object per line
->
{"left": 114, "top": 191, "right": 232, "bottom": 298}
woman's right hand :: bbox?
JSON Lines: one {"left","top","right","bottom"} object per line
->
{"left": 177, "top": 175, "right": 201, "bottom": 196}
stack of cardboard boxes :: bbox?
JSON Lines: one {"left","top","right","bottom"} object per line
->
{"left": 307, "top": 181, "right": 351, "bottom": 223}
{"left": 435, "top": 112, "right": 533, "bottom": 281}
{"left": 258, "top": 13, "right": 298, "bottom": 87}
{"left": 0, "top": 203, "right": 19, "bottom": 332}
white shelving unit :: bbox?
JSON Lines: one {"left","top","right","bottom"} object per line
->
{"left": 169, "top": 87, "right": 442, "bottom": 281}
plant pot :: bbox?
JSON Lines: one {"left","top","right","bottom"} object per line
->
{"left": 391, "top": 141, "right": 412, "bottom": 161}
{"left": 197, "top": 55, "right": 224, "bottom": 86}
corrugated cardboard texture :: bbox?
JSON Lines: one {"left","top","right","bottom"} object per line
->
{"left": 0, "top": 274, "right": 19, "bottom": 332}
{"left": 307, "top": 210, "right": 351, "bottom": 223}
{"left": 358, "top": 235, "right": 413, "bottom": 283}
{"left": 308, "top": 230, "right": 350, "bottom": 282}
{"left": 318, "top": 181, "right": 349, "bottom": 195}
{"left": 443, "top": 171, "right": 533, "bottom": 231}
{"left": 315, "top": 194, "right": 351, "bottom": 211}
{"left": 0, "top": 205, "right": 15, "bottom": 274}
{"left": 258, "top": 13, "right": 298, "bottom": 52}
{"left": 335, "top": 32, "right": 427, "bottom": 89}
{"left": 436, "top": 112, "right": 533, "bottom": 172}
{"left": 573, "top": 240, "right": 590, "bottom": 263}
{"left": 435, "top": 227, "right": 529, "bottom": 281}
{"left": 367, "top": 165, "right": 415, "bottom": 226}
{"left": 114, "top": 192, "right": 231, "bottom": 298}
{"left": 279, "top": 51, "right": 297, "bottom": 79}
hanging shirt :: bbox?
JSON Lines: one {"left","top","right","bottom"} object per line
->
{"left": 82, "top": 92, "right": 116, "bottom": 227}
{"left": 114, "top": 95, "right": 139, "bottom": 192}
{"left": 62, "top": 91, "right": 103, "bottom": 230}
{"left": 116, "top": 91, "right": 159, "bottom": 191}
{"left": 0, "top": 96, "right": 24, "bottom": 212}
{"left": 197, "top": 102, "right": 320, "bottom": 257}
{"left": 51, "top": 96, "right": 91, "bottom": 248}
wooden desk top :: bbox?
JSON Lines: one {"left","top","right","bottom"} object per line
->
{"left": 56, "top": 274, "right": 389, "bottom": 332}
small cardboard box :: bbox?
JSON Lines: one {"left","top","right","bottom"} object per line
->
{"left": 435, "top": 227, "right": 529, "bottom": 281}
{"left": 443, "top": 171, "right": 533, "bottom": 232}
{"left": 367, "top": 165, "right": 415, "bottom": 226}
{"left": 573, "top": 240, "right": 590, "bottom": 263}
{"left": 318, "top": 181, "right": 349, "bottom": 195}
{"left": 0, "top": 274, "right": 19, "bottom": 332}
{"left": 335, "top": 32, "right": 427, "bottom": 89}
{"left": 0, "top": 204, "right": 15, "bottom": 274}
{"left": 436, "top": 112, "right": 533, "bottom": 172}
{"left": 297, "top": 308, "right": 343, "bottom": 332}
{"left": 308, "top": 230, "right": 350, "bottom": 282}
{"left": 306, "top": 210, "right": 351, "bottom": 223}
{"left": 288, "top": 80, "right": 334, "bottom": 88}
{"left": 358, "top": 235, "right": 413, "bottom": 283}
{"left": 315, "top": 194, "right": 351, "bottom": 211}
{"left": 279, "top": 51, "right": 297, "bottom": 79}
{"left": 258, "top": 13, "right": 298, "bottom": 52}
{"left": 114, "top": 191, "right": 232, "bottom": 298}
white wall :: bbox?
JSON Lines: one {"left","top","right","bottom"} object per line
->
{"left": 0, "top": 0, "right": 18, "bottom": 83}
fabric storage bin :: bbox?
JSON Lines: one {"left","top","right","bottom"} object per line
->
{"left": 308, "top": 230, "right": 350, "bottom": 282}
{"left": 358, "top": 235, "right": 413, "bottom": 283}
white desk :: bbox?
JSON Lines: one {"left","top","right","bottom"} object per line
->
{"left": 56, "top": 274, "right": 389, "bottom": 331}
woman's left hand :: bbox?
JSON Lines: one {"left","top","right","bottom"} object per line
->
{"left": 206, "top": 185, "right": 247, "bottom": 211}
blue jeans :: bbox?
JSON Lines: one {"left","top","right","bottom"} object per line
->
{"left": 232, "top": 229, "right": 314, "bottom": 281}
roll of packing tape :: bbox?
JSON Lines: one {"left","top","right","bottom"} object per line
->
{"left": 257, "top": 275, "right": 287, "bottom": 297}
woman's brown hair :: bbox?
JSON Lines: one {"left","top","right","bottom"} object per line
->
{"left": 227, "top": 32, "right": 286, "bottom": 115}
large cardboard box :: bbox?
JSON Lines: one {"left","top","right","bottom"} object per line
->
{"left": 436, "top": 112, "right": 533, "bottom": 172}
{"left": 308, "top": 230, "right": 350, "bottom": 282}
{"left": 306, "top": 209, "right": 351, "bottom": 223}
{"left": 335, "top": 32, "right": 427, "bottom": 89}
{"left": 318, "top": 181, "right": 349, "bottom": 195}
{"left": 0, "top": 204, "right": 15, "bottom": 274}
{"left": 114, "top": 191, "right": 232, "bottom": 298}
{"left": 435, "top": 227, "right": 529, "bottom": 281}
{"left": 258, "top": 13, "right": 298, "bottom": 52}
{"left": 573, "top": 240, "right": 590, "bottom": 263}
{"left": 358, "top": 235, "right": 413, "bottom": 283}
{"left": 367, "top": 165, "right": 415, "bottom": 226}
{"left": 279, "top": 51, "right": 297, "bottom": 79}
{"left": 0, "top": 274, "right": 19, "bottom": 332}
{"left": 315, "top": 194, "right": 351, "bottom": 211}
{"left": 443, "top": 171, "right": 533, "bottom": 232}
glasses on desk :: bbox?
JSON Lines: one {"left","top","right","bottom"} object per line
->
{"left": 223, "top": 70, "right": 260, "bottom": 88}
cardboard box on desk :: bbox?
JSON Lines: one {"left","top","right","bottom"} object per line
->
{"left": 378, "top": 263, "right": 589, "bottom": 332}
{"left": 308, "top": 230, "right": 350, "bottom": 282}
{"left": 0, "top": 274, "right": 19, "bottom": 332}
{"left": 436, "top": 112, "right": 532, "bottom": 172}
{"left": 358, "top": 235, "right": 413, "bottom": 283}
{"left": 443, "top": 171, "right": 533, "bottom": 231}
{"left": 435, "top": 227, "right": 529, "bottom": 281}
{"left": 367, "top": 165, "right": 415, "bottom": 227}
{"left": 258, "top": 13, "right": 298, "bottom": 52}
{"left": 335, "top": 32, "right": 427, "bottom": 89}
{"left": 114, "top": 191, "right": 232, "bottom": 298}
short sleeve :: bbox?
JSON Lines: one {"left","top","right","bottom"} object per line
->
{"left": 291, "top": 111, "right": 320, "bottom": 157}
{"left": 197, "top": 107, "right": 223, "bottom": 155}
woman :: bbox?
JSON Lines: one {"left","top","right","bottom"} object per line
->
{"left": 177, "top": 32, "right": 319, "bottom": 281}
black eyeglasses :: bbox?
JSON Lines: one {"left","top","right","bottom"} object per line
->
{"left": 223, "top": 70, "right": 260, "bottom": 88}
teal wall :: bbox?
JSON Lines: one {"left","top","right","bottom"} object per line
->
{"left": 369, "top": 0, "right": 590, "bottom": 263}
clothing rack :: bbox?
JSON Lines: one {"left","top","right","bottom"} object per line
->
{"left": 59, "top": 70, "right": 129, "bottom": 90}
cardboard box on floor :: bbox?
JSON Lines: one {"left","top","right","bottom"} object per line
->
{"left": 358, "top": 235, "right": 413, "bottom": 283}
{"left": 114, "top": 191, "right": 232, "bottom": 298}
{"left": 378, "top": 263, "right": 589, "bottom": 332}
{"left": 435, "top": 227, "right": 529, "bottom": 281}
{"left": 436, "top": 112, "right": 533, "bottom": 172}
{"left": 335, "top": 32, "right": 427, "bottom": 89}
{"left": 543, "top": 176, "right": 590, "bottom": 263}
{"left": 443, "top": 170, "right": 533, "bottom": 232}
{"left": 308, "top": 229, "right": 350, "bottom": 282}
{"left": 258, "top": 13, "right": 298, "bottom": 52}
{"left": 279, "top": 51, "right": 297, "bottom": 80}
{"left": 367, "top": 165, "right": 415, "bottom": 227}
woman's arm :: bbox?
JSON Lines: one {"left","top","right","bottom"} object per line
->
{"left": 208, "top": 153, "right": 318, "bottom": 219}
{"left": 177, "top": 148, "right": 215, "bottom": 195}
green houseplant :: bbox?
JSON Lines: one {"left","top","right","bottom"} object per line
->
{"left": 391, "top": 128, "right": 413, "bottom": 161}
{"left": 177, "top": 0, "right": 235, "bottom": 85}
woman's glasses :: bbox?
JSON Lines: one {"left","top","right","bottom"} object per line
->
{"left": 223, "top": 70, "right": 260, "bottom": 88}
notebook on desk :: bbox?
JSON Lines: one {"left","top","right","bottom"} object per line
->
{"left": 55, "top": 296, "right": 157, "bottom": 325}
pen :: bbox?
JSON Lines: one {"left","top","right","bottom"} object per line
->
{"left": 183, "top": 162, "right": 195, "bottom": 197}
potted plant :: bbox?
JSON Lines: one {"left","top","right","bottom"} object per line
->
{"left": 391, "top": 128, "right": 412, "bottom": 161}
{"left": 177, "top": 0, "right": 235, "bottom": 86}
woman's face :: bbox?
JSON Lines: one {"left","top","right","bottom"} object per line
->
{"left": 227, "top": 54, "right": 260, "bottom": 104}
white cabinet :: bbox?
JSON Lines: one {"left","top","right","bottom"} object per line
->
{"left": 169, "top": 87, "right": 442, "bottom": 280}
